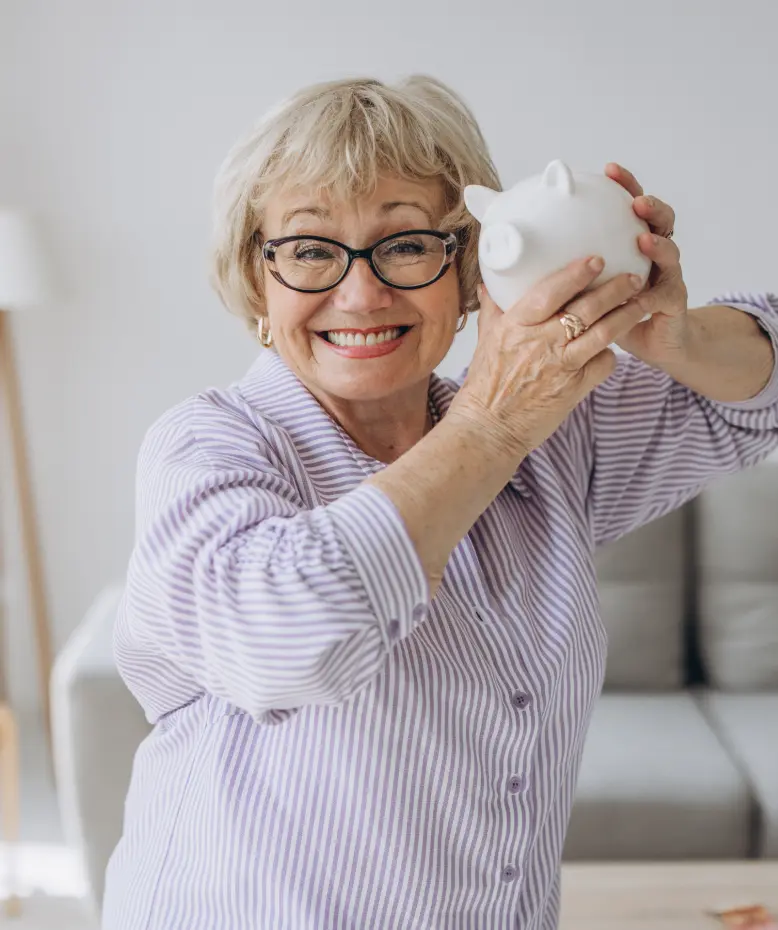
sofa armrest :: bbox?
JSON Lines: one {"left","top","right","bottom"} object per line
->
{"left": 50, "top": 585, "right": 151, "bottom": 912}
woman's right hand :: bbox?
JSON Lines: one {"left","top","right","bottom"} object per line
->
{"left": 449, "top": 256, "right": 648, "bottom": 459}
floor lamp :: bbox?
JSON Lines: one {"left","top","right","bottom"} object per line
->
{"left": 0, "top": 209, "right": 54, "bottom": 917}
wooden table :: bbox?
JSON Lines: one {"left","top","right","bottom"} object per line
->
{"left": 560, "top": 862, "right": 778, "bottom": 929}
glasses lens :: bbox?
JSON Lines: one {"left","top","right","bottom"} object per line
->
{"left": 373, "top": 233, "right": 448, "bottom": 287}
{"left": 272, "top": 238, "right": 348, "bottom": 291}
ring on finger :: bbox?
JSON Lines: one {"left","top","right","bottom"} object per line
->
{"left": 560, "top": 312, "right": 589, "bottom": 343}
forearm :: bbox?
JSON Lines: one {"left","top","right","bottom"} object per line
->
{"left": 657, "top": 305, "right": 775, "bottom": 403}
{"left": 366, "top": 413, "right": 524, "bottom": 597}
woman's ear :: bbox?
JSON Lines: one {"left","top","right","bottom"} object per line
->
{"left": 463, "top": 185, "right": 498, "bottom": 222}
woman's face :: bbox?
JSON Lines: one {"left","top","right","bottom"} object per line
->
{"left": 260, "top": 176, "right": 461, "bottom": 408}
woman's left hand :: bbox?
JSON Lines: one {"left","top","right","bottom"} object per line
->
{"left": 604, "top": 162, "right": 690, "bottom": 364}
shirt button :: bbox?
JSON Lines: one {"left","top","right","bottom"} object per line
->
{"left": 387, "top": 619, "right": 400, "bottom": 639}
{"left": 412, "top": 604, "right": 427, "bottom": 623}
{"left": 507, "top": 774, "right": 524, "bottom": 794}
{"left": 501, "top": 865, "right": 518, "bottom": 883}
{"left": 511, "top": 690, "right": 532, "bottom": 710}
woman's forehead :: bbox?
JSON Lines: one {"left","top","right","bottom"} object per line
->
{"left": 266, "top": 175, "right": 445, "bottom": 231}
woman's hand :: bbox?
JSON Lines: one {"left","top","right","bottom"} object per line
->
{"left": 604, "top": 162, "right": 690, "bottom": 364}
{"left": 449, "top": 256, "right": 648, "bottom": 459}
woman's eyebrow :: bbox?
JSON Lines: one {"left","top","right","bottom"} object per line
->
{"left": 280, "top": 206, "right": 331, "bottom": 228}
{"left": 381, "top": 201, "right": 434, "bottom": 224}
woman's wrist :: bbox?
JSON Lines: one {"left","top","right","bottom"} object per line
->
{"left": 365, "top": 407, "right": 527, "bottom": 596}
{"left": 445, "top": 398, "right": 531, "bottom": 465}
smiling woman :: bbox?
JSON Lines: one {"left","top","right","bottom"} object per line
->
{"left": 102, "top": 73, "right": 778, "bottom": 930}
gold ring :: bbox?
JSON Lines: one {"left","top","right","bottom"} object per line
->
{"left": 560, "top": 312, "right": 588, "bottom": 343}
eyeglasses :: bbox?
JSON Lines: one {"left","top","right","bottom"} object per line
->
{"left": 261, "top": 229, "right": 458, "bottom": 294}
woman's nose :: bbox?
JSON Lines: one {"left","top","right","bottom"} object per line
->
{"left": 333, "top": 257, "right": 393, "bottom": 308}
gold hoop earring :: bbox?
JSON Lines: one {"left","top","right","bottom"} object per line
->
{"left": 256, "top": 316, "right": 273, "bottom": 348}
{"left": 456, "top": 309, "right": 469, "bottom": 333}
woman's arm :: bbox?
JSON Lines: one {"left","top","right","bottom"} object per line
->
{"left": 575, "top": 293, "right": 778, "bottom": 550}
{"left": 644, "top": 297, "right": 776, "bottom": 404}
{"left": 117, "top": 395, "right": 522, "bottom": 726}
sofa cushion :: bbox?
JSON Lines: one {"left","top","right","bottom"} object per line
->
{"left": 594, "top": 507, "right": 687, "bottom": 690}
{"left": 696, "top": 691, "right": 778, "bottom": 857}
{"left": 696, "top": 464, "right": 778, "bottom": 689}
{"left": 563, "top": 693, "right": 750, "bottom": 860}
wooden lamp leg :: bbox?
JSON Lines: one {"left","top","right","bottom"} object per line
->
{"left": 0, "top": 703, "right": 20, "bottom": 917}
{"left": 0, "top": 311, "right": 53, "bottom": 752}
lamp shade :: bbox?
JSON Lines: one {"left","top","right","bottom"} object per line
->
{"left": 0, "top": 210, "right": 52, "bottom": 311}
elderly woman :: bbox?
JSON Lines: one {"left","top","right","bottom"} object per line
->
{"left": 102, "top": 75, "right": 778, "bottom": 930}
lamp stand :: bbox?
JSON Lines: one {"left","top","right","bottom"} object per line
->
{"left": 0, "top": 310, "right": 53, "bottom": 741}
{"left": 0, "top": 310, "right": 36, "bottom": 915}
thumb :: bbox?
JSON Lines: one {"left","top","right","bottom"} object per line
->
{"left": 476, "top": 282, "right": 503, "bottom": 335}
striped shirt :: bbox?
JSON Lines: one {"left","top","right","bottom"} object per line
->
{"left": 103, "top": 294, "right": 778, "bottom": 930}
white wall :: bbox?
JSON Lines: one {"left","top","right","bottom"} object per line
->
{"left": 1, "top": 0, "right": 776, "bottom": 712}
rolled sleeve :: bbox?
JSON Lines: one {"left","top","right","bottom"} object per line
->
{"left": 327, "top": 484, "right": 431, "bottom": 648}
{"left": 116, "top": 404, "right": 432, "bottom": 725}
{"left": 570, "top": 291, "right": 778, "bottom": 549}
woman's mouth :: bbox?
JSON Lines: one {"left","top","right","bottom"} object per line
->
{"left": 315, "top": 325, "right": 413, "bottom": 358}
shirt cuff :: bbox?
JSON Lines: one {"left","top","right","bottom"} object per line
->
{"left": 326, "top": 484, "right": 431, "bottom": 648}
{"left": 705, "top": 299, "right": 778, "bottom": 411}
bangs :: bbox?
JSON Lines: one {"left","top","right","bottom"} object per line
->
{"left": 251, "top": 83, "right": 460, "bottom": 214}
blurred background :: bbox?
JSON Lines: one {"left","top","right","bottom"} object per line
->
{"left": 1, "top": 0, "right": 777, "bottom": 925}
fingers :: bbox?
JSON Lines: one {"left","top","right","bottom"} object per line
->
{"left": 506, "top": 255, "right": 605, "bottom": 326}
{"left": 638, "top": 231, "right": 681, "bottom": 279}
{"left": 562, "top": 297, "right": 647, "bottom": 368}
{"left": 604, "top": 162, "right": 644, "bottom": 197}
{"left": 555, "top": 271, "right": 644, "bottom": 333}
{"left": 633, "top": 194, "right": 676, "bottom": 238}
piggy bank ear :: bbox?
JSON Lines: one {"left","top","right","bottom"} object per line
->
{"left": 479, "top": 222, "right": 524, "bottom": 272}
{"left": 541, "top": 159, "right": 575, "bottom": 196}
{"left": 464, "top": 184, "right": 498, "bottom": 222}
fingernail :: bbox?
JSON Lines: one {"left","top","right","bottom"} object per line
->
{"left": 588, "top": 256, "right": 604, "bottom": 272}
{"left": 629, "top": 274, "right": 643, "bottom": 289}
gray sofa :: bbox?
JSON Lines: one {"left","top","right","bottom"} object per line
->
{"left": 51, "top": 462, "right": 778, "bottom": 913}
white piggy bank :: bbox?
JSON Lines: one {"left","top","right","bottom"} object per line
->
{"left": 464, "top": 159, "right": 652, "bottom": 312}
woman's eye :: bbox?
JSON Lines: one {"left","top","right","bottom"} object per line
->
{"left": 385, "top": 239, "right": 425, "bottom": 255}
{"left": 294, "top": 246, "right": 334, "bottom": 261}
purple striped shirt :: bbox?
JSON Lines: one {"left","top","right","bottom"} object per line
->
{"left": 103, "top": 294, "right": 778, "bottom": 930}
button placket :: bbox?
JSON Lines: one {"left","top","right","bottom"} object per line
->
{"left": 510, "top": 690, "right": 532, "bottom": 710}
{"left": 411, "top": 603, "right": 427, "bottom": 623}
{"left": 501, "top": 864, "right": 519, "bottom": 883}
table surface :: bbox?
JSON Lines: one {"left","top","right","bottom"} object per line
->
{"left": 559, "top": 861, "right": 778, "bottom": 929}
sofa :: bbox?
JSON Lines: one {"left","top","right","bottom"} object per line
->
{"left": 50, "top": 461, "right": 778, "bottom": 913}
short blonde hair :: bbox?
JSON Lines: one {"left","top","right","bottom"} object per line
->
{"left": 209, "top": 75, "right": 501, "bottom": 334}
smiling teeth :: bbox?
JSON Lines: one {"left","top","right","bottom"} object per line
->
{"left": 326, "top": 328, "right": 401, "bottom": 347}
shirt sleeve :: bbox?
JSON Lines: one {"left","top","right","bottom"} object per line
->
{"left": 114, "top": 399, "right": 430, "bottom": 726}
{"left": 573, "top": 292, "right": 778, "bottom": 549}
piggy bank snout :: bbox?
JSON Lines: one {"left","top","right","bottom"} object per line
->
{"left": 478, "top": 222, "right": 524, "bottom": 272}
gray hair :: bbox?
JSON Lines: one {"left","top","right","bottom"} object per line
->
{"left": 209, "top": 74, "right": 501, "bottom": 334}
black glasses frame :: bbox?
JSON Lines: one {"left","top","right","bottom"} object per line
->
{"left": 261, "top": 229, "right": 458, "bottom": 294}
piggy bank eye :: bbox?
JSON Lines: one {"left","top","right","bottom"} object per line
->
{"left": 479, "top": 223, "right": 524, "bottom": 272}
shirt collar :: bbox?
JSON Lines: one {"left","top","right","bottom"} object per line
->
{"left": 237, "top": 350, "right": 532, "bottom": 499}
